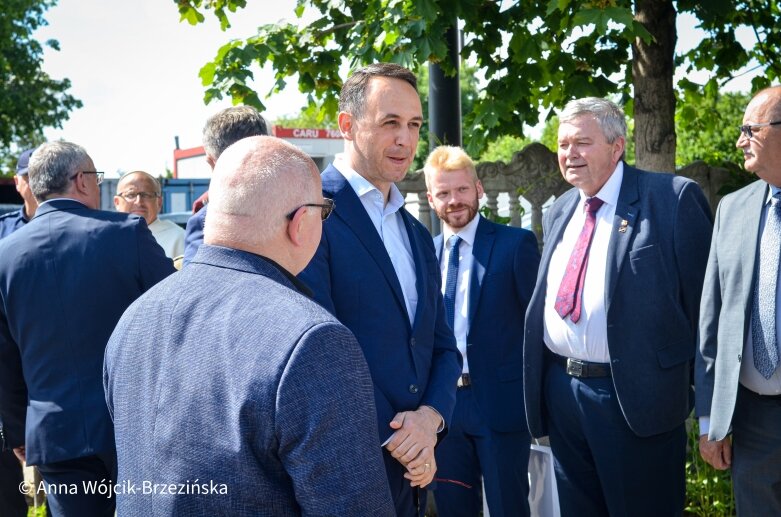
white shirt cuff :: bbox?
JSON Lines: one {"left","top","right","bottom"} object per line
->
{"left": 698, "top": 416, "right": 710, "bottom": 437}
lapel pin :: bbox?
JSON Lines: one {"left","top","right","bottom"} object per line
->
{"left": 618, "top": 219, "right": 629, "bottom": 233}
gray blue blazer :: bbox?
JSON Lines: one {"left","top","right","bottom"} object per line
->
{"left": 105, "top": 245, "right": 395, "bottom": 516}
{"left": 524, "top": 165, "right": 713, "bottom": 438}
{"left": 696, "top": 179, "right": 769, "bottom": 441}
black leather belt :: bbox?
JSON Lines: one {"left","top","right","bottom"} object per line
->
{"left": 739, "top": 384, "right": 781, "bottom": 400}
{"left": 457, "top": 373, "right": 471, "bottom": 388}
{"left": 548, "top": 351, "right": 611, "bottom": 378}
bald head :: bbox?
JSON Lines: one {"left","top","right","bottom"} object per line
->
{"left": 114, "top": 171, "right": 163, "bottom": 225}
{"left": 205, "top": 136, "right": 323, "bottom": 272}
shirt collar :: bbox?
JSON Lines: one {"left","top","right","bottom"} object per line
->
{"left": 333, "top": 158, "right": 406, "bottom": 213}
{"left": 442, "top": 212, "right": 481, "bottom": 248}
{"left": 579, "top": 161, "right": 624, "bottom": 209}
{"left": 765, "top": 183, "right": 781, "bottom": 203}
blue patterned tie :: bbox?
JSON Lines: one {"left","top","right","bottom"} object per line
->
{"left": 752, "top": 192, "right": 781, "bottom": 379}
{"left": 444, "top": 236, "right": 462, "bottom": 330}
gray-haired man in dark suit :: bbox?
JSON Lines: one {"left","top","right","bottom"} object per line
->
{"left": 104, "top": 135, "right": 395, "bottom": 516}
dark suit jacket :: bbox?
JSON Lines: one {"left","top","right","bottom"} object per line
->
{"left": 299, "top": 164, "right": 462, "bottom": 444}
{"left": 696, "top": 179, "right": 769, "bottom": 441}
{"left": 182, "top": 205, "right": 206, "bottom": 266}
{"left": 434, "top": 216, "right": 540, "bottom": 432}
{"left": 0, "top": 199, "right": 174, "bottom": 465}
{"left": 105, "top": 245, "right": 395, "bottom": 516}
{"left": 524, "top": 165, "right": 713, "bottom": 438}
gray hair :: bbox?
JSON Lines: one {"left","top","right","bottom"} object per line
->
{"left": 202, "top": 105, "right": 269, "bottom": 161}
{"left": 206, "top": 136, "right": 319, "bottom": 246}
{"left": 339, "top": 63, "right": 417, "bottom": 121}
{"left": 559, "top": 97, "right": 627, "bottom": 143}
{"left": 117, "top": 170, "right": 161, "bottom": 195}
{"left": 28, "top": 141, "right": 91, "bottom": 201}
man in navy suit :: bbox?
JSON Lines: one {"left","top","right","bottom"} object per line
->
{"left": 298, "top": 63, "right": 462, "bottom": 516}
{"left": 523, "top": 98, "right": 713, "bottom": 516}
{"left": 696, "top": 86, "right": 781, "bottom": 514}
{"left": 0, "top": 142, "right": 175, "bottom": 516}
{"left": 425, "top": 145, "right": 540, "bottom": 517}
{"left": 105, "top": 136, "right": 395, "bottom": 516}
{"left": 183, "top": 105, "right": 268, "bottom": 266}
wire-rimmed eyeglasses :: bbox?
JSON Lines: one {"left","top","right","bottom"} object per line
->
{"left": 117, "top": 191, "right": 160, "bottom": 202}
{"left": 69, "top": 171, "right": 105, "bottom": 185}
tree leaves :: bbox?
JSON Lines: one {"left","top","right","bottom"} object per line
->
{"left": 180, "top": 0, "right": 781, "bottom": 160}
{"left": 0, "top": 0, "right": 81, "bottom": 173}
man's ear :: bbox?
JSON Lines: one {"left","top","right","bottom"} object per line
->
{"left": 286, "top": 207, "right": 306, "bottom": 246}
{"left": 206, "top": 155, "right": 216, "bottom": 169}
{"left": 113, "top": 196, "right": 121, "bottom": 210}
{"left": 338, "top": 112, "right": 354, "bottom": 141}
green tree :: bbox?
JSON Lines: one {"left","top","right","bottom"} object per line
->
{"left": 178, "top": 0, "right": 780, "bottom": 175}
{"left": 0, "top": 0, "right": 82, "bottom": 175}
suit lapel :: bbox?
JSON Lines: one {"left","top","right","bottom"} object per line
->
{"left": 323, "top": 167, "right": 408, "bottom": 321}
{"left": 538, "top": 191, "right": 580, "bottom": 292}
{"left": 740, "top": 181, "right": 768, "bottom": 320}
{"left": 605, "top": 165, "right": 640, "bottom": 310}
{"left": 401, "top": 209, "right": 427, "bottom": 332}
{"left": 469, "top": 217, "right": 495, "bottom": 325}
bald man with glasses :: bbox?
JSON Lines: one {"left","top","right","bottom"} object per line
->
{"left": 114, "top": 171, "right": 185, "bottom": 259}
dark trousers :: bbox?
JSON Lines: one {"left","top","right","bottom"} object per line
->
{"left": 433, "top": 386, "right": 530, "bottom": 517}
{"left": 36, "top": 451, "right": 116, "bottom": 517}
{"left": 0, "top": 449, "right": 27, "bottom": 517}
{"left": 732, "top": 385, "right": 781, "bottom": 515}
{"left": 382, "top": 448, "right": 425, "bottom": 517}
{"left": 544, "top": 359, "right": 686, "bottom": 517}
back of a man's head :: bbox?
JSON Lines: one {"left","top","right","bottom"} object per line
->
{"left": 28, "top": 141, "right": 92, "bottom": 202}
{"left": 202, "top": 106, "right": 269, "bottom": 163}
{"left": 205, "top": 136, "right": 319, "bottom": 255}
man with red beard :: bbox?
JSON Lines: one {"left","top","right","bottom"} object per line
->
{"left": 424, "top": 145, "right": 540, "bottom": 517}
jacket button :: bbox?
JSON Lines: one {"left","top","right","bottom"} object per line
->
{"left": 409, "top": 384, "right": 419, "bottom": 394}
{"left": 738, "top": 354, "right": 742, "bottom": 363}
{"left": 410, "top": 338, "right": 416, "bottom": 347}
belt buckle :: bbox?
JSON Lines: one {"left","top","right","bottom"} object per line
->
{"left": 566, "top": 359, "right": 584, "bottom": 378}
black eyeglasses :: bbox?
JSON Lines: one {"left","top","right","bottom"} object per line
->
{"left": 738, "top": 121, "right": 781, "bottom": 139}
{"left": 286, "top": 198, "right": 335, "bottom": 221}
{"left": 69, "top": 171, "right": 105, "bottom": 185}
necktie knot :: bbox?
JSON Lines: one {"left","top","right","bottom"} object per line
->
{"left": 585, "top": 197, "right": 604, "bottom": 214}
{"left": 449, "top": 235, "right": 462, "bottom": 252}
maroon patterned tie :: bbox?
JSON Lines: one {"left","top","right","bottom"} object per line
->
{"left": 554, "top": 197, "right": 605, "bottom": 323}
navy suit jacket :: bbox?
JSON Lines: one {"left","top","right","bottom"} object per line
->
{"left": 105, "top": 245, "right": 395, "bottom": 516}
{"left": 182, "top": 204, "right": 207, "bottom": 267}
{"left": 524, "top": 165, "right": 713, "bottom": 438}
{"left": 299, "top": 165, "right": 462, "bottom": 444}
{"left": 0, "top": 199, "right": 174, "bottom": 465}
{"left": 434, "top": 217, "right": 540, "bottom": 432}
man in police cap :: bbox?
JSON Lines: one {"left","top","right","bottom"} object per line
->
{"left": 0, "top": 148, "right": 38, "bottom": 239}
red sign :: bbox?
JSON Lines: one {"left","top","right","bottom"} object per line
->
{"left": 272, "top": 126, "right": 342, "bottom": 139}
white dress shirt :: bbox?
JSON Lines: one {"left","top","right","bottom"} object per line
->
{"left": 543, "top": 162, "right": 624, "bottom": 363}
{"left": 333, "top": 159, "right": 418, "bottom": 324}
{"left": 149, "top": 218, "right": 185, "bottom": 259}
{"left": 440, "top": 214, "right": 481, "bottom": 374}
